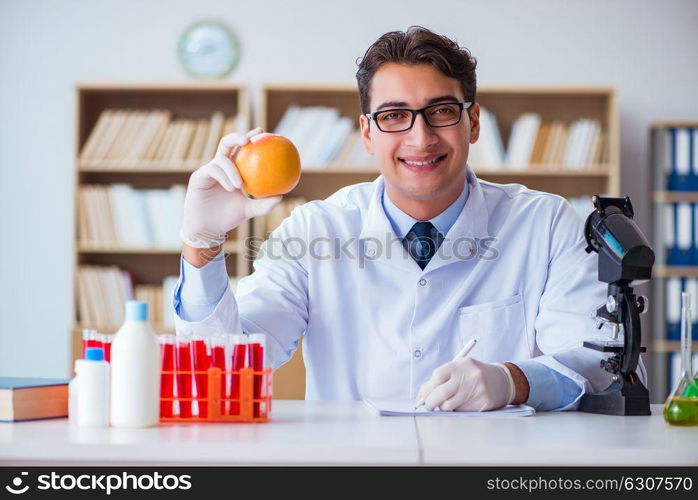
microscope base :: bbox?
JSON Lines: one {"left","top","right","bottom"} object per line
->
{"left": 579, "top": 379, "right": 651, "bottom": 416}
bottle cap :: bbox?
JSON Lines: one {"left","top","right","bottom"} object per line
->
{"left": 85, "top": 347, "right": 105, "bottom": 361}
{"left": 125, "top": 300, "right": 149, "bottom": 321}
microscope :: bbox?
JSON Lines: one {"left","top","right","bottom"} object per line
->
{"left": 580, "top": 195, "right": 654, "bottom": 416}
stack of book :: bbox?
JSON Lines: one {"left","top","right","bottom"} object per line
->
{"left": 77, "top": 184, "right": 186, "bottom": 248}
{"left": 274, "top": 106, "right": 373, "bottom": 168}
{"left": 0, "top": 378, "right": 69, "bottom": 422}
{"left": 75, "top": 265, "right": 178, "bottom": 331}
{"left": 78, "top": 110, "right": 239, "bottom": 169}
{"left": 468, "top": 109, "right": 606, "bottom": 170}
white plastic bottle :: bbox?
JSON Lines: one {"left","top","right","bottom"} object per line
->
{"left": 75, "top": 347, "right": 110, "bottom": 427}
{"left": 110, "top": 301, "right": 161, "bottom": 427}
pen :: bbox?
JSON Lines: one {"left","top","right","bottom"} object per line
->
{"left": 414, "top": 338, "right": 477, "bottom": 410}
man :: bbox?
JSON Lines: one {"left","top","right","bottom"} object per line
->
{"left": 175, "top": 26, "right": 644, "bottom": 411}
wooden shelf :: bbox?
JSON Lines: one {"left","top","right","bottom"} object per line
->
{"left": 653, "top": 265, "right": 698, "bottom": 278}
{"left": 255, "top": 84, "right": 621, "bottom": 400}
{"left": 300, "top": 165, "right": 611, "bottom": 176}
{"left": 79, "top": 166, "right": 197, "bottom": 174}
{"left": 653, "top": 191, "right": 698, "bottom": 204}
{"left": 73, "top": 83, "right": 252, "bottom": 371}
{"left": 653, "top": 339, "right": 698, "bottom": 353}
{"left": 649, "top": 123, "right": 698, "bottom": 402}
{"left": 77, "top": 241, "right": 241, "bottom": 255}
{"left": 651, "top": 120, "right": 698, "bottom": 129}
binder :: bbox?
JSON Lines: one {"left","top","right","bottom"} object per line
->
{"left": 693, "top": 128, "right": 698, "bottom": 190}
{"left": 695, "top": 203, "right": 698, "bottom": 265}
{"left": 665, "top": 203, "right": 677, "bottom": 265}
{"left": 690, "top": 127, "right": 697, "bottom": 190}
{"left": 675, "top": 203, "right": 692, "bottom": 265}
{"left": 666, "top": 277, "right": 682, "bottom": 340}
{"left": 669, "top": 128, "right": 692, "bottom": 191}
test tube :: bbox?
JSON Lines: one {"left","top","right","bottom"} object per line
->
{"left": 81, "top": 329, "right": 90, "bottom": 358}
{"left": 176, "top": 332, "right": 193, "bottom": 418}
{"left": 210, "top": 335, "right": 227, "bottom": 415}
{"left": 102, "top": 334, "right": 114, "bottom": 363}
{"left": 230, "top": 334, "right": 248, "bottom": 416}
{"left": 248, "top": 333, "right": 266, "bottom": 418}
{"left": 192, "top": 334, "right": 211, "bottom": 418}
{"left": 91, "top": 330, "right": 104, "bottom": 352}
{"left": 160, "top": 334, "right": 176, "bottom": 418}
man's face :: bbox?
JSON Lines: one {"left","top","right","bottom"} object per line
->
{"left": 360, "top": 63, "right": 480, "bottom": 203}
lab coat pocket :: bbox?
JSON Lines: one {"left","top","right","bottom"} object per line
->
{"left": 455, "top": 294, "right": 530, "bottom": 363}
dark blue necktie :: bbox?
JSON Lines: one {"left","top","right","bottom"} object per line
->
{"left": 404, "top": 221, "right": 443, "bottom": 270}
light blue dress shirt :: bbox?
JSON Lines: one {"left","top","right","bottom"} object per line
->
{"left": 175, "top": 175, "right": 581, "bottom": 411}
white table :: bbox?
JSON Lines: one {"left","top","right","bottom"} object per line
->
{"left": 0, "top": 401, "right": 418, "bottom": 465}
{"left": 416, "top": 404, "right": 698, "bottom": 466}
{"left": 0, "top": 402, "right": 696, "bottom": 466}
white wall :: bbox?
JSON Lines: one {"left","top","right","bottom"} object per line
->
{"left": 1, "top": 0, "right": 697, "bottom": 378}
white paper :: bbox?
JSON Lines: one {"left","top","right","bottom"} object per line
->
{"left": 364, "top": 399, "right": 535, "bottom": 417}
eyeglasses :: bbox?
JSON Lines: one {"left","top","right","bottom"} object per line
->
{"left": 365, "top": 102, "right": 472, "bottom": 133}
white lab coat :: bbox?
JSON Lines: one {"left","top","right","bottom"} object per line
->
{"left": 174, "top": 166, "right": 646, "bottom": 410}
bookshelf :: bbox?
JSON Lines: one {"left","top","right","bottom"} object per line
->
{"left": 255, "top": 84, "right": 621, "bottom": 400}
{"left": 73, "top": 83, "right": 251, "bottom": 364}
{"left": 650, "top": 121, "right": 698, "bottom": 402}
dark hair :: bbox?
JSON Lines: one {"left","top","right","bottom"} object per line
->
{"left": 355, "top": 26, "right": 477, "bottom": 114}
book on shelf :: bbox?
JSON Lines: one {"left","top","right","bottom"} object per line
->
{"left": 78, "top": 109, "right": 238, "bottom": 170}
{"left": 467, "top": 111, "right": 606, "bottom": 171}
{"left": 273, "top": 106, "right": 372, "bottom": 168}
{"left": 467, "top": 107, "right": 505, "bottom": 168}
{"left": 78, "top": 184, "right": 185, "bottom": 248}
{"left": 76, "top": 265, "right": 179, "bottom": 331}
{"left": 0, "top": 377, "right": 69, "bottom": 422}
{"left": 654, "top": 126, "right": 698, "bottom": 191}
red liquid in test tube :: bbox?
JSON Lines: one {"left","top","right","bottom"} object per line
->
{"left": 230, "top": 335, "right": 247, "bottom": 416}
{"left": 86, "top": 329, "right": 102, "bottom": 351}
{"left": 248, "top": 333, "right": 266, "bottom": 418}
{"left": 160, "top": 334, "right": 175, "bottom": 418}
{"left": 211, "top": 335, "right": 227, "bottom": 415}
{"left": 176, "top": 334, "right": 193, "bottom": 418}
{"left": 103, "top": 334, "right": 113, "bottom": 363}
{"left": 192, "top": 336, "right": 210, "bottom": 418}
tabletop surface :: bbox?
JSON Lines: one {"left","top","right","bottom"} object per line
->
{"left": 1, "top": 402, "right": 696, "bottom": 466}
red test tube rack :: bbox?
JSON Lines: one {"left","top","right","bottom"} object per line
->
{"left": 159, "top": 333, "right": 272, "bottom": 423}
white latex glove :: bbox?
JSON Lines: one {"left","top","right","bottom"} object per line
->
{"left": 416, "top": 358, "right": 516, "bottom": 412}
{"left": 180, "top": 128, "right": 282, "bottom": 248}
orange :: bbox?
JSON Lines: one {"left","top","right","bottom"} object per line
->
{"left": 234, "top": 133, "right": 301, "bottom": 197}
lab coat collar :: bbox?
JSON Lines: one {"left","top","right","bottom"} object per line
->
{"left": 359, "top": 165, "right": 490, "bottom": 274}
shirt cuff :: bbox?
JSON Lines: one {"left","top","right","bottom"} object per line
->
{"left": 173, "top": 252, "right": 229, "bottom": 322}
{"left": 516, "top": 359, "right": 583, "bottom": 411}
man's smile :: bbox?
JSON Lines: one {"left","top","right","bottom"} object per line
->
{"left": 398, "top": 153, "right": 448, "bottom": 172}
